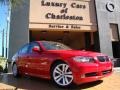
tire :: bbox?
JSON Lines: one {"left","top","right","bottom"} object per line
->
{"left": 51, "top": 62, "right": 74, "bottom": 87}
{"left": 12, "top": 63, "right": 20, "bottom": 77}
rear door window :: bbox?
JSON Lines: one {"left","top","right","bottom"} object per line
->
{"left": 19, "top": 44, "right": 29, "bottom": 54}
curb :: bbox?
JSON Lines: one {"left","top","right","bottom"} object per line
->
{"left": 0, "top": 83, "right": 16, "bottom": 90}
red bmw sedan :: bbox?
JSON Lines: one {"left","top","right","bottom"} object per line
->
{"left": 12, "top": 41, "right": 113, "bottom": 87}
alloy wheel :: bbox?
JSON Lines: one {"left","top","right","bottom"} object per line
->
{"left": 53, "top": 63, "right": 73, "bottom": 86}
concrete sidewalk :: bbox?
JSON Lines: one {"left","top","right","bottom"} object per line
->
{"left": 0, "top": 83, "right": 16, "bottom": 90}
{"left": 0, "top": 71, "right": 120, "bottom": 90}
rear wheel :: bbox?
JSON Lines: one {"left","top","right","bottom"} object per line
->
{"left": 12, "top": 63, "right": 20, "bottom": 77}
{"left": 51, "top": 62, "right": 73, "bottom": 87}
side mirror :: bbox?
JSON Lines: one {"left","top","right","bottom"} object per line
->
{"left": 32, "top": 46, "right": 40, "bottom": 52}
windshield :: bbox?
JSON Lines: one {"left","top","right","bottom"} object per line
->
{"left": 41, "top": 41, "right": 72, "bottom": 50}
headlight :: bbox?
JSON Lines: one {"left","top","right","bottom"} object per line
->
{"left": 73, "top": 56, "right": 94, "bottom": 63}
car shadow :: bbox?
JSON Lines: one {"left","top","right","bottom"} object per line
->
{"left": 0, "top": 73, "right": 103, "bottom": 90}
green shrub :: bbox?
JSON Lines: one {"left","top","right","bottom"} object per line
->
{"left": 0, "top": 56, "right": 8, "bottom": 73}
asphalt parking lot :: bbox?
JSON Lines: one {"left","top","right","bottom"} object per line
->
{"left": 0, "top": 69, "right": 120, "bottom": 90}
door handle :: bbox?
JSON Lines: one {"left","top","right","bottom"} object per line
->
{"left": 25, "top": 64, "right": 28, "bottom": 68}
{"left": 25, "top": 63, "right": 30, "bottom": 68}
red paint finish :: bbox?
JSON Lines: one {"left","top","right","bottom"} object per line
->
{"left": 12, "top": 41, "right": 113, "bottom": 85}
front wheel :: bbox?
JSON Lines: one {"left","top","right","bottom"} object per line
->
{"left": 51, "top": 62, "right": 74, "bottom": 87}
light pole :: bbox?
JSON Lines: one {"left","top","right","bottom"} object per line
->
{"left": 5, "top": 17, "right": 9, "bottom": 58}
{"left": 5, "top": 0, "right": 11, "bottom": 59}
{"left": 2, "top": 29, "right": 4, "bottom": 57}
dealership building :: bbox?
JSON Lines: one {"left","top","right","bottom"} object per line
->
{"left": 8, "top": 0, "right": 120, "bottom": 62}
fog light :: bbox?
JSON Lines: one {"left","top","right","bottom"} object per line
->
{"left": 81, "top": 74, "right": 85, "bottom": 78}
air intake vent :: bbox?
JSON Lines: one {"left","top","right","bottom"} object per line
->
{"left": 97, "top": 56, "right": 109, "bottom": 62}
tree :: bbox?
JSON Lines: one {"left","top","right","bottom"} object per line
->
{"left": 0, "top": 0, "right": 23, "bottom": 8}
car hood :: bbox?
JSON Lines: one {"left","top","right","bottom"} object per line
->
{"left": 48, "top": 50, "right": 105, "bottom": 57}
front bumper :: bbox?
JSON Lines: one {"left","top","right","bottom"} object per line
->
{"left": 70, "top": 62, "right": 113, "bottom": 85}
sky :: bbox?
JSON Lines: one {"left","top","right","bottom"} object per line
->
{"left": 0, "top": 4, "right": 8, "bottom": 56}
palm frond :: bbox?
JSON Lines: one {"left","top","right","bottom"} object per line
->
{"left": 0, "top": 0, "right": 24, "bottom": 8}
{"left": 10, "top": 0, "right": 24, "bottom": 8}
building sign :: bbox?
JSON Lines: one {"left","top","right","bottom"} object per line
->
{"left": 49, "top": 24, "right": 81, "bottom": 30}
{"left": 41, "top": 0, "right": 86, "bottom": 21}
{"left": 30, "top": 0, "right": 97, "bottom": 31}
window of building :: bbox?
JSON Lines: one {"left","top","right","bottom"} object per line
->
{"left": 110, "top": 24, "right": 119, "bottom": 41}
